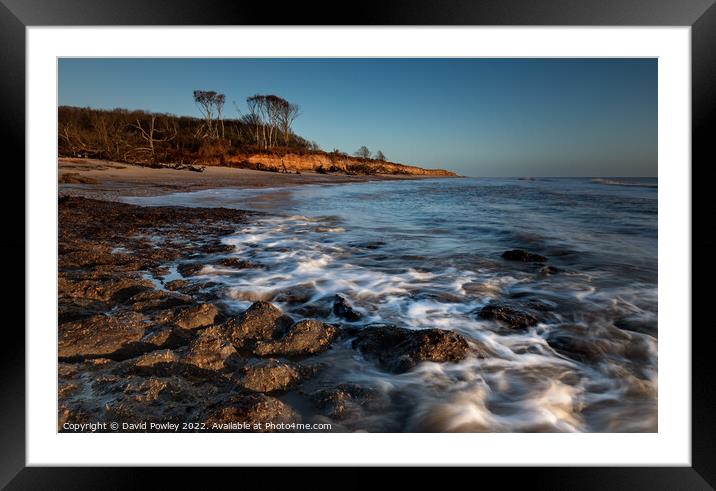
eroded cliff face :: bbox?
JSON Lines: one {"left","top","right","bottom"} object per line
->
{"left": 223, "top": 153, "right": 457, "bottom": 176}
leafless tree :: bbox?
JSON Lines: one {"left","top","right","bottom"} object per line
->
{"left": 278, "top": 101, "right": 300, "bottom": 146}
{"left": 245, "top": 94, "right": 301, "bottom": 149}
{"left": 193, "top": 90, "right": 225, "bottom": 139}
{"left": 130, "top": 116, "right": 177, "bottom": 162}
{"left": 375, "top": 150, "right": 386, "bottom": 161}
{"left": 355, "top": 146, "right": 371, "bottom": 159}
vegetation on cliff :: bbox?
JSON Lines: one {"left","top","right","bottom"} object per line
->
{"left": 58, "top": 91, "right": 455, "bottom": 176}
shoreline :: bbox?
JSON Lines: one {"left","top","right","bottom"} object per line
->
{"left": 57, "top": 197, "right": 477, "bottom": 432}
{"left": 59, "top": 158, "right": 460, "bottom": 201}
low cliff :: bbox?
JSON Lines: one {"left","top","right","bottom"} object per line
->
{"left": 221, "top": 153, "right": 457, "bottom": 177}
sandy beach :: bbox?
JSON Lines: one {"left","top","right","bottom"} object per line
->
{"left": 59, "top": 158, "right": 452, "bottom": 200}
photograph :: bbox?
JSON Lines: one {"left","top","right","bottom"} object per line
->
{"left": 57, "top": 57, "right": 658, "bottom": 434}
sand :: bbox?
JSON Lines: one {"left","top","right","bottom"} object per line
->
{"left": 58, "top": 158, "right": 453, "bottom": 200}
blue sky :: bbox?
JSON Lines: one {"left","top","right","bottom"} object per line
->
{"left": 59, "top": 58, "right": 657, "bottom": 177}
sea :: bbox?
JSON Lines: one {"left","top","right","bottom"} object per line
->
{"left": 124, "top": 176, "right": 658, "bottom": 432}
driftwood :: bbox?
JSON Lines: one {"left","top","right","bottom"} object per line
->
{"left": 146, "top": 162, "right": 205, "bottom": 173}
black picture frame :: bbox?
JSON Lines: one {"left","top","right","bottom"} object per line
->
{"left": 2, "top": 0, "right": 714, "bottom": 488}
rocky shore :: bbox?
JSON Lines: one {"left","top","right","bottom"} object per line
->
{"left": 58, "top": 197, "right": 481, "bottom": 432}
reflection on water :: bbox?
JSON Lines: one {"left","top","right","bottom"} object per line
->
{"left": 124, "top": 177, "right": 658, "bottom": 432}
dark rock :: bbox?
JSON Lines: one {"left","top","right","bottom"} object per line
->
{"left": 214, "top": 258, "right": 256, "bottom": 269}
{"left": 177, "top": 262, "right": 205, "bottom": 277}
{"left": 126, "top": 290, "right": 194, "bottom": 312}
{"left": 310, "top": 383, "right": 384, "bottom": 420}
{"left": 181, "top": 326, "right": 239, "bottom": 372}
{"left": 233, "top": 359, "right": 302, "bottom": 393}
{"left": 501, "top": 249, "right": 547, "bottom": 262}
{"left": 333, "top": 294, "right": 361, "bottom": 321}
{"left": 132, "top": 349, "right": 181, "bottom": 368}
{"left": 351, "top": 325, "right": 469, "bottom": 373}
{"left": 546, "top": 333, "right": 607, "bottom": 363}
{"left": 254, "top": 319, "right": 337, "bottom": 357}
{"left": 141, "top": 324, "right": 192, "bottom": 349}
{"left": 58, "top": 274, "right": 153, "bottom": 302}
{"left": 273, "top": 285, "right": 316, "bottom": 304}
{"left": 205, "top": 394, "right": 299, "bottom": 431}
{"left": 164, "top": 279, "right": 189, "bottom": 291}
{"left": 58, "top": 312, "right": 149, "bottom": 361}
{"left": 156, "top": 303, "right": 219, "bottom": 330}
{"left": 478, "top": 303, "right": 538, "bottom": 329}
{"left": 222, "top": 301, "right": 294, "bottom": 348}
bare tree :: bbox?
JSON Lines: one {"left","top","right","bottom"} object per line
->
{"left": 355, "top": 146, "right": 371, "bottom": 159}
{"left": 278, "top": 102, "right": 300, "bottom": 146}
{"left": 130, "top": 116, "right": 177, "bottom": 162}
{"left": 193, "top": 90, "right": 225, "bottom": 139}
{"left": 375, "top": 150, "right": 386, "bottom": 161}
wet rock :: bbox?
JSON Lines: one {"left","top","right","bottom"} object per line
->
{"left": 273, "top": 284, "right": 316, "bottom": 304}
{"left": 181, "top": 327, "right": 239, "bottom": 372}
{"left": 254, "top": 319, "right": 337, "bottom": 357}
{"left": 233, "top": 359, "right": 301, "bottom": 393}
{"left": 539, "top": 265, "right": 560, "bottom": 275}
{"left": 197, "top": 242, "right": 235, "bottom": 254}
{"left": 141, "top": 324, "right": 191, "bottom": 349}
{"left": 310, "top": 383, "right": 384, "bottom": 420}
{"left": 214, "top": 258, "right": 256, "bottom": 269}
{"left": 333, "top": 294, "right": 361, "bottom": 321}
{"left": 177, "top": 262, "right": 205, "bottom": 277}
{"left": 156, "top": 303, "right": 219, "bottom": 330}
{"left": 478, "top": 303, "right": 538, "bottom": 329}
{"left": 58, "top": 312, "right": 149, "bottom": 361}
{"left": 222, "top": 301, "right": 294, "bottom": 348}
{"left": 164, "top": 279, "right": 189, "bottom": 291}
{"left": 205, "top": 394, "right": 300, "bottom": 431}
{"left": 132, "top": 349, "right": 181, "bottom": 368}
{"left": 126, "top": 290, "right": 194, "bottom": 312}
{"left": 501, "top": 249, "right": 547, "bottom": 262}
{"left": 351, "top": 325, "right": 469, "bottom": 373}
{"left": 546, "top": 333, "right": 607, "bottom": 363}
{"left": 58, "top": 274, "right": 153, "bottom": 302}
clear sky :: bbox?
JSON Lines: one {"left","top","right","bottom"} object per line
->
{"left": 58, "top": 58, "right": 656, "bottom": 177}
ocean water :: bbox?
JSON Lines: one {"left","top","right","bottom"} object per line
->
{"left": 124, "top": 177, "right": 658, "bottom": 432}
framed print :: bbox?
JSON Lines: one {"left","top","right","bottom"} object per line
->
{"left": 3, "top": 0, "right": 715, "bottom": 488}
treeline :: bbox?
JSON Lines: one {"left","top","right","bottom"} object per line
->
{"left": 58, "top": 91, "right": 321, "bottom": 165}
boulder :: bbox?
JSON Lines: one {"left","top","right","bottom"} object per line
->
{"left": 478, "top": 303, "right": 538, "bottom": 329}
{"left": 234, "top": 359, "right": 302, "bottom": 393}
{"left": 58, "top": 312, "right": 148, "bottom": 361}
{"left": 181, "top": 327, "right": 239, "bottom": 372}
{"left": 214, "top": 258, "right": 256, "bottom": 269}
{"left": 333, "top": 294, "right": 361, "bottom": 321}
{"left": 310, "top": 383, "right": 384, "bottom": 420}
{"left": 351, "top": 325, "right": 469, "bottom": 373}
{"left": 501, "top": 249, "right": 547, "bottom": 262}
{"left": 157, "top": 303, "right": 219, "bottom": 330}
{"left": 204, "top": 394, "right": 300, "bottom": 431}
{"left": 222, "top": 301, "right": 293, "bottom": 348}
{"left": 177, "top": 262, "right": 205, "bottom": 277}
{"left": 126, "top": 290, "right": 194, "bottom": 312}
{"left": 253, "top": 319, "right": 337, "bottom": 357}
{"left": 164, "top": 279, "right": 189, "bottom": 291}
{"left": 58, "top": 274, "right": 153, "bottom": 302}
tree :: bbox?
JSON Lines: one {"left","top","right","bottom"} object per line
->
{"left": 354, "top": 146, "right": 371, "bottom": 159}
{"left": 245, "top": 94, "right": 301, "bottom": 149}
{"left": 375, "top": 150, "right": 385, "bottom": 161}
{"left": 278, "top": 101, "right": 300, "bottom": 146}
{"left": 130, "top": 115, "right": 177, "bottom": 162}
{"left": 193, "top": 90, "right": 225, "bottom": 139}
